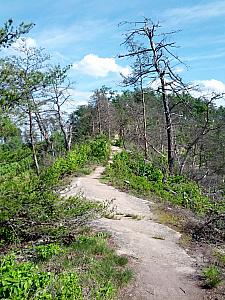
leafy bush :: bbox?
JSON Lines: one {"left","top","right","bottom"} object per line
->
{"left": 35, "top": 243, "right": 62, "bottom": 261}
{"left": 105, "top": 150, "right": 220, "bottom": 215}
{"left": 41, "top": 136, "right": 110, "bottom": 187}
{"left": 0, "top": 136, "right": 131, "bottom": 299}
{"left": 0, "top": 233, "right": 132, "bottom": 300}
{"left": 0, "top": 136, "right": 110, "bottom": 244}
{"left": 0, "top": 254, "right": 83, "bottom": 299}
{"left": 129, "top": 175, "right": 152, "bottom": 192}
{"left": 0, "top": 170, "right": 104, "bottom": 244}
{"left": 56, "top": 272, "right": 83, "bottom": 299}
{"left": 0, "top": 254, "right": 53, "bottom": 299}
{"left": 88, "top": 136, "right": 110, "bottom": 163}
{"left": 202, "top": 265, "right": 222, "bottom": 288}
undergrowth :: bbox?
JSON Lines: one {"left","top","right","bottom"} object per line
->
{"left": 0, "top": 136, "right": 110, "bottom": 245}
{"left": 104, "top": 150, "right": 225, "bottom": 290}
{"left": 202, "top": 265, "right": 222, "bottom": 288}
{"left": 104, "top": 151, "right": 225, "bottom": 215}
{"left": 0, "top": 137, "right": 131, "bottom": 299}
{"left": 0, "top": 232, "right": 132, "bottom": 299}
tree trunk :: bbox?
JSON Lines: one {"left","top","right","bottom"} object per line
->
{"left": 34, "top": 111, "right": 54, "bottom": 155}
{"left": 160, "top": 76, "right": 174, "bottom": 174}
{"left": 107, "top": 100, "right": 111, "bottom": 139}
{"left": 55, "top": 93, "right": 70, "bottom": 151}
{"left": 67, "top": 123, "right": 72, "bottom": 151}
{"left": 97, "top": 101, "right": 102, "bottom": 134}
{"left": 141, "top": 86, "right": 148, "bottom": 159}
{"left": 28, "top": 108, "right": 40, "bottom": 175}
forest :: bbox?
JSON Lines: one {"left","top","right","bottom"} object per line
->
{"left": 0, "top": 18, "right": 224, "bottom": 299}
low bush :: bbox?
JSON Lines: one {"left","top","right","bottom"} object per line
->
{"left": 104, "top": 151, "right": 224, "bottom": 215}
{"left": 41, "top": 136, "right": 110, "bottom": 187}
{"left": 0, "top": 136, "right": 110, "bottom": 245}
{"left": 35, "top": 243, "right": 62, "bottom": 261}
{"left": 202, "top": 265, "right": 222, "bottom": 288}
{"left": 0, "top": 232, "right": 132, "bottom": 300}
{"left": 0, "top": 254, "right": 83, "bottom": 299}
{"left": 0, "top": 189, "right": 104, "bottom": 244}
{"left": 0, "top": 136, "right": 131, "bottom": 299}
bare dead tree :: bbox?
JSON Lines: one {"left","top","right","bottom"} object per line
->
{"left": 119, "top": 18, "right": 188, "bottom": 174}
{"left": 120, "top": 39, "right": 149, "bottom": 158}
{"left": 47, "top": 65, "right": 74, "bottom": 151}
{"left": 89, "top": 87, "right": 115, "bottom": 139}
{"left": 177, "top": 93, "right": 225, "bottom": 175}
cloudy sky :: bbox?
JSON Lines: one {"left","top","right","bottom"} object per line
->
{"left": 1, "top": 0, "right": 225, "bottom": 106}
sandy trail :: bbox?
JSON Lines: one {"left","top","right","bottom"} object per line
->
{"left": 62, "top": 147, "right": 205, "bottom": 299}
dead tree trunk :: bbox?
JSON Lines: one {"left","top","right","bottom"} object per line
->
{"left": 160, "top": 76, "right": 174, "bottom": 173}
{"left": 141, "top": 83, "right": 148, "bottom": 159}
{"left": 54, "top": 87, "right": 71, "bottom": 151}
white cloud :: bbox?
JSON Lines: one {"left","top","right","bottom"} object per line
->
{"left": 193, "top": 79, "right": 225, "bottom": 93}
{"left": 150, "top": 78, "right": 225, "bottom": 106}
{"left": 72, "top": 54, "right": 130, "bottom": 77}
{"left": 13, "top": 37, "right": 37, "bottom": 49}
{"left": 165, "top": 1, "right": 225, "bottom": 25}
{"left": 191, "top": 79, "right": 225, "bottom": 106}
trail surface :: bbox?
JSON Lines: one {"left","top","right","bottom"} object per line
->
{"left": 62, "top": 147, "right": 205, "bottom": 300}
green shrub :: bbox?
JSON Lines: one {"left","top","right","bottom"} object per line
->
{"left": 55, "top": 272, "right": 83, "bottom": 299}
{"left": 0, "top": 254, "right": 53, "bottom": 299}
{"left": 0, "top": 254, "right": 83, "bottom": 299}
{"left": 0, "top": 136, "right": 129, "bottom": 299}
{"left": 89, "top": 136, "right": 110, "bottom": 163}
{"left": 105, "top": 150, "right": 217, "bottom": 215}
{"left": 202, "top": 265, "right": 222, "bottom": 288}
{"left": 35, "top": 244, "right": 62, "bottom": 261}
{"left": 41, "top": 136, "right": 110, "bottom": 187}
{"left": 0, "top": 230, "right": 132, "bottom": 300}
{"left": 0, "top": 178, "right": 104, "bottom": 244}
{"left": 130, "top": 175, "right": 152, "bottom": 193}
{"left": 95, "top": 282, "right": 116, "bottom": 299}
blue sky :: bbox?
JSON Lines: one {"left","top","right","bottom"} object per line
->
{"left": 1, "top": 0, "right": 225, "bottom": 105}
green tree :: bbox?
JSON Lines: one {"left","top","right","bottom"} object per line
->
{"left": 0, "top": 19, "right": 34, "bottom": 48}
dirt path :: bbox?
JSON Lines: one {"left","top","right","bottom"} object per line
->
{"left": 62, "top": 147, "right": 205, "bottom": 299}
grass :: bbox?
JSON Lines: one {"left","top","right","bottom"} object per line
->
{"left": 153, "top": 206, "right": 185, "bottom": 229}
{"left": 0, "top": 232, "right": 132, "bottom": 300}
{"left": 74, "top": 166, "right": 93, "bottom": 176}
{"left": 202, "top": 265, "right": 222, "bottom": 288}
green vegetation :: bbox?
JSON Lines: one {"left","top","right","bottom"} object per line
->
{"left": 0, "top": 136, "right": 110, "bottom": 245}
{"left": 0, "top": 233, "right": 132, "bottom": 299}
{"left": 213, "top": 249, "right": 225, "bottom": 267}
{"left": 0, "top": 19, "right": 129, "bottom": 298}
{"left": 202, "top": 265, "right": 222, "bottom": 288}
{"left": 1, "top": 15, "right": 225, "bottom": 297}
{"left": 0, "top": 136, "right": 132, "bottom": 299}
{"left": 104, "top": 151, "right": 225, "bottom": 215}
